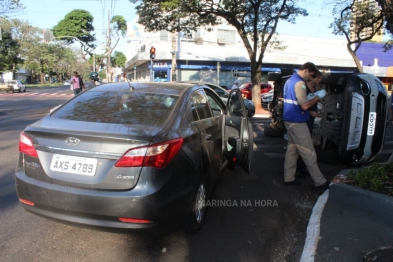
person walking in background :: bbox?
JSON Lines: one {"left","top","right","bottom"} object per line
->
{"left": 120, "top": 73, "right": 127, "bottom": 82}
{"left": 71, "top": 71, "right": 85, "bottom": 96}
{"left": 282, "top": 62, "right": 329, "bottom": 189}
{"left": 231, "top": 80, "right": 239, "bottom": 90}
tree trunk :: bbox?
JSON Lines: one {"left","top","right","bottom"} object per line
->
{"left": 347, "top": 43, "right": 363, "bottom": 72}
{"left": 250, "top": 61, "right": 262, "bottom": 111}
{"left": 40, "top": 64, "right": 45, "bottom": 84}
{"left": 12, "top": 64, "right": 16, "bottom": 80}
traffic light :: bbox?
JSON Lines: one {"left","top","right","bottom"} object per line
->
{"left": 150, "top": 46, "right": 156, "bottom": 60}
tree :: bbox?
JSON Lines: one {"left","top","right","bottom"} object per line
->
{"left": 51, "top": 47, "right": 79, "bottom": 82}
{"left": 24, "top": 43, "right": 67, "bottom": 83}
{"left": 98, "top": 69, "right": 106, "bottom": 80}
{"left": 330, "top": 0, "right": 384, "bottom": 72}
{"left": 110, "top": 16, "right": 127, "bottom": 51}
{"left": 0, "top": 30, "right": 23, "bottom": 75}
{"left": 52, "top": 9, "right": 96, "bottom": 62}
{"left": 375, "top": 0, "right": 393, "bottom": 50}
{"left": 131, "top": 0, "right": 307, "bottom": 109}
{"left": 112, "top": 51, "right": 127, "bottom": 68}
{"left": 0, "top": 18, "right": 41, "bottom": 79}
{"left": 105, "top": 15, "right": 127, "bottom": 82}
{"left": 0, "top": 0, "right": 24, "bottom": 16}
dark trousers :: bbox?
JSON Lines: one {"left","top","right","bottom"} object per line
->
{"left": 73, "top": 87, "right": 82, "bottom": 96}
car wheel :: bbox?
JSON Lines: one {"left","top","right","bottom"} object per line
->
{"left": 19, "top": 88, "right": 21, "bottom": 93}
{"left": 185, "top": 177, "right": 207, "bottom": 233}
{"left": 239, "top": 121, "right": 253, "bottom": 173}
{"left": 264, "top": 126, "right": 284, "bottom": 137}
{"left": 267, "top": 102, "right": 273, "bottom": 111}
{"left": 23, "top": 87, "right": 26, "bottom": 92}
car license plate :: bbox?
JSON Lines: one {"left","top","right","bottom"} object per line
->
{"left": 367, "top": 112, "right": 376, "bottom": 136}
{"left": 50, "top": 154, "right": 97, "bottom": 176}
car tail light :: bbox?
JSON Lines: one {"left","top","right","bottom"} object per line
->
{"left": 19, "top": 198, "right": 35, "bottom": 206}
{"left": 118, "top": 217, "right": 153, "bottom": 224}
{"left": 115, "top": 138, "right": 183, "bottom": 168}
{"left": 19, "top": 132, "right": 38, "bottom": 158}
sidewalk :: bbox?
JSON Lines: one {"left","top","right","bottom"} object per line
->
{"left": 253, "top": 112, "right": 393, "bottom": 261}
{"left": 302, "top": 171, "right": 393, "bottom": 261}
{"left": 253, "top": 109, "right": 271, "bottom": 118}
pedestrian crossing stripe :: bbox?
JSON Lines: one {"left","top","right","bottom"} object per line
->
{"left": 0, "top": 92, "right": 73, "bottom": 97}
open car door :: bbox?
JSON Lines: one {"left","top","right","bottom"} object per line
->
{"left": 221, "top": 89, "right": 253, "bottom": 173}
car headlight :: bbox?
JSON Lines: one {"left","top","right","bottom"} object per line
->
{"left": 360, "top": 81, "right": 370, "bottom": 95}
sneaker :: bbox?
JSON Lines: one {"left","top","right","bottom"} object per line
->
{"left": 284, "top": 179, "right": 302, "bottom": 186}
{"left": 316, "top": 181, "right": 330, "bottom": 189}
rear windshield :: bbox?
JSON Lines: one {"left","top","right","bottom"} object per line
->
{"left": 51, "top": 91, "right": 179, "bottom": 126}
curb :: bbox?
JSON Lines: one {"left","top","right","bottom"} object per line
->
{"left": 300, "top": 189, "right": 329, "bottom": 262}
{"left": 329, "top": 179, "right": 393, "bottom": 227}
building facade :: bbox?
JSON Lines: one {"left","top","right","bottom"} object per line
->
{"left": 124, "top": 21, "right": 384, "bottom": 87}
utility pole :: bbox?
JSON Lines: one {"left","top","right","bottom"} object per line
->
{"left": 171, "top": 32, "right": 177, "bottom": 81}
{"left": 106, "top": 10, "right": 111, "bottom": 83}
{"left": 93, "top": 53, "right": 96, "bottom": 72}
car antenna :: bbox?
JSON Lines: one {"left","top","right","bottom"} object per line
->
{"left": 126, "top": 78, "right": 134, "bottom": 91}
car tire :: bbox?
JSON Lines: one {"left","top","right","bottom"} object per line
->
{"left": 19, "top": 88, "right": 21, "bottom": 93}
{"left": 184, "top": 177, "right": 207, "bottom": 233}
{"left": 23, "top": 87, "right": 26, "bottom": 92}
{"left": 239, "top": 121, "right": 253, "bottom": 173}
{"left": 264, "top": 126, "right": 284, "bottom": 137}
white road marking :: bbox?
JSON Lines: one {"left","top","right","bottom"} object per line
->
{"left": 300, "top": 188, "right": 329, "bottom": 262}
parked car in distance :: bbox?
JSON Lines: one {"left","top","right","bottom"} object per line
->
{"left": 1, "top": 80, "right": 26, "bottom": 93}
{"left": 0, "top": 82, "right": 10, "bottom": 92}
{"left": 178, "top": 81, "right": 255, "bottom": 118}
{"left": 239, "top": 82, "right": 272, "bottom": 100}
{"left": 15, "top": 82, "right": 253, "bottom": 235}
{"left": 261, "top": 89, "right": 274, "bottom": 109}
{"left": 265, "top": 70, "right": 389, "bottom": 164}
{"left": 64, "top": 80, "right": 71, "bottom": 85}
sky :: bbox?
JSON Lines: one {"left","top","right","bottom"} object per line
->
{"left": 11, "top": 0, "right": 354, "bottom": 55}
{"left": 13, "top": 0, "right": 138, "bottom": 54}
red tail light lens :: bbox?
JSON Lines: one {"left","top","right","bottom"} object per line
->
{"left": 115, "top": 138, "right": 183, "bottom": 168}
{"left": 19, "top": 198, "right": 35, "bottom": 206}
{"left": 19, "top": 132, "right": 38, "bottom": 158}
{"left": 118, "top": 217, "right": 153, "bottom": 224}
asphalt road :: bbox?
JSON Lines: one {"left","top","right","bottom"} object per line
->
{"left": 1, "top": 86, "right": 391, "bottom": 261}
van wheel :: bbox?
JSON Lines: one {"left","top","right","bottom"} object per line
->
{"left": 185, "top": 177, "right": 206, "bottom": 233}
{"left": 264, "top": 126, "right": 284, "bottom": 137}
